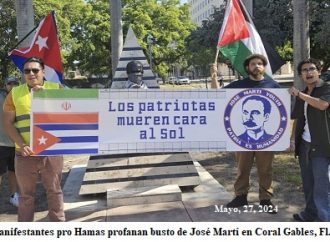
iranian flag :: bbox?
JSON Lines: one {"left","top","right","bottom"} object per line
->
{"left": 217, "top": 0, "right": 285, "bottom": 78}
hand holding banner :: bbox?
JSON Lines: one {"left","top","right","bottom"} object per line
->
{"left": 31, "top": 89, "right": 290, "bottom": 155}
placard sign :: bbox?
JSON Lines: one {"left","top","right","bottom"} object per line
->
{"left": 31, "top": 88, "right": 290, "bottom": 155}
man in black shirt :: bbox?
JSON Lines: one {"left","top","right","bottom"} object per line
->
{"left": 289, "top": 58, "right": 330, "bottom": 222}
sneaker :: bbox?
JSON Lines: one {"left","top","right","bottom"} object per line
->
{"left": 9, "top": 192, "right": 19, "bottom": 207}
{"left": 226, "top": 194, "right": 248, "bottom": 207}
{"left": 293, "top": 213, "right": 304, "bottom": 222}
{"left": 260, "top": 199, "right": 277, "bottom": 214}
{"left": 293, "top": 213, "right": 314, "bottom": 222}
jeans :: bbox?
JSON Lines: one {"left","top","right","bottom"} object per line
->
{"left": 298, "top": 140, "right": 330, "bottom": 221}
{"left": 297, "top": 140, "right": 318, "bottom": 221}
{"left": 312, "top": 156, "right": 330, "bottom": 221}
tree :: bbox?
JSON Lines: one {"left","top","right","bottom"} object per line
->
{"left": 33, "top": 0, "right": 111, "bottom": 76}
{"left": 15, "top": 0, "right": 35, "bottom": 48}
{"left": 253, "top": 0, "right": 293, "bottom": 49}
{"left": 0, "top": 0, "right": 35, "bottom": 81}
{"left": 292, "top": 0, "right": 310, "bottom": 88}
{"left": 187, "top": 0, "right": 330, "bottom": 73}
{"left": 186, "top": 4, "right": 227, "bottom": 76}
{"left": 186, "top": 0, "right": 294, "bottom": 66}
{"left": 4, "top": 0, "right": 195, "bottom": 79}
{"left": 66, "top": 0, "right": 111, "bottom": 76}
{"left": 110, "top": 0, "right": 123, "bottom": 78}
{"left": 123, "top": 0, "right": 195, "bottom": 77}
{"left": 0, "top": 0, "right": 18, "bottom": 80}
{"left": 254, "top": 0, "right": 330, "bottom": 70}
{"left": 276, "top": 41, "right": 293, "bottom": 62}
{"left": 310, "top": 1, "right": 330, "bottom": 71}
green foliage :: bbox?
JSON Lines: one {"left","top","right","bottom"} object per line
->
{"left": 3, "top": 0, "right": 193, "bottom": 79}
{"left": 33, "top": 0, "right": 111, "bottom": 76}
{"left": 187, "top": 48, "right": 214, "bottom": 77}
{"left": 5, "top": 0, "right": 328, "bottom": 80}
{"left": 67, "top": 0, "right": 111, "bottom": 76}
{"left": 276, "top": 41, "right": 293, "bottom": 61}
{"left": 123, "top": 0, "right": 195, "bottom": 78}
{"left": 186, "top": 0, "right": 293, "bottom": 69}
{"left": 186, "top": 0, "right": 330, "bottom": 71}
{"left": 0, "top": 0, "right": 19, "bottom": 80}
{"left": 310, "top": 0, "right": 330, "bottom": 70}
{"left": 186, "top": 3, "right": 227, "bottom": 74}
{"left": 254, "top": 0, "right": 330, "bottom": 69}
{"left": 1, "top": 0, "right": 111, "bottom": 78}
{"left": 253, "top": 0, "right": 293, "bottom": 48}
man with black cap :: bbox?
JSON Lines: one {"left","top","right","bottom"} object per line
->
{"left": 124, "top": 60, "right": 148, "bottom": 89}
{"left": 0, "top": 76, "right": 20, "bottom": 207}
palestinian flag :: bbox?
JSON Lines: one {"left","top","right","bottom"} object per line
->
{"left": 217, "top": 0, "right": 285, "bottom": 78}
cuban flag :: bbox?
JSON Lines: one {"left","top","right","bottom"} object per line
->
{"left": 32, "top": 113, "right": 99, "bottom": 155}
{"left": 8, "top": 12, "right": 64, "bottom": 84}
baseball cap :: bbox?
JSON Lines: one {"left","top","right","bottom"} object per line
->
{"left": 4, "top": 77, "right": 20, "bottom": 85}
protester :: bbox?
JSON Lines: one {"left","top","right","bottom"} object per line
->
{"left": 124, "top": 60, "right": 148, "bottom": 89}
{"left": 0, "top": 77, "right": 20, "bottom": 207}
{"left": 211, "top": 54, "right": 280, "bottom": 213}
{"left": 289, "top": 58, "right": 330, "bottom": 222}
{"left": 3, "top": 57, "right": 65, "bottom": 222}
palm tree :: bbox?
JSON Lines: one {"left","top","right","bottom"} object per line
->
{"left": 293, "top": 0, "right": 310, "bottom": 90}
{"left": 15, "top": 0, "right": 35, "bottom": 48}
{"left": 109, "top": 0, "right": 123, "bottom": 80}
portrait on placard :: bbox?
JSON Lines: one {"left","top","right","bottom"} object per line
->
{"left": 224, "top": 89, "right": 287, "bottom": 150}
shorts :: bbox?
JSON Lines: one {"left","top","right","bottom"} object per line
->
{"left": 0, "top": 146, "right": 16, "bottom": 175}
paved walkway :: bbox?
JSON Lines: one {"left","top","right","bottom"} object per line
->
{"left": 62, "top": 161, "right": 298, "bottom": 222}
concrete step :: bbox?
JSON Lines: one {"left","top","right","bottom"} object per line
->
{"left": 107, "top": 184, "right": 182, "bottom": 208}
{"left": 80, "top": 153, "right": 200, "bottom": 195}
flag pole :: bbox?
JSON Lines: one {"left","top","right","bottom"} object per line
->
{"left": 210, "top": 48, "right": 220, "bottom": 89}
{"left": 8, "top": 25, "right": 38, "bottom": 55}
{"left": 214, "top": 48, "right": 219, "bottom": 64}
{"left": 7, "top": 11, "right": 55, "bottom": 56}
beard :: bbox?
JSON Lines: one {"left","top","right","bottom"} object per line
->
{"left": 248, "top": 68, "right": 264, "bottom": 79}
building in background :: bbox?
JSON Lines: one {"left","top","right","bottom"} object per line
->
{"left": 188, "top": 0, "right": 224, "bottom": 26}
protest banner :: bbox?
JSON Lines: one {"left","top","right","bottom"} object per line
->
{"left": 31, "top": 88, "right": 290, "bottom": 155}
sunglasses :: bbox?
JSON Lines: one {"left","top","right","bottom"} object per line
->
{"left": 23, "top": 68, "right": 41, "bottom": 75}
{"left": 6, "top": 82, "right": 19, "bottom": 86}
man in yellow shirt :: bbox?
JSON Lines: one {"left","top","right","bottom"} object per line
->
{"left": 3, "top": 57, "right": 65, "bottom": 222}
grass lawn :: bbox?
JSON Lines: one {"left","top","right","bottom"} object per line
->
{"left": 274, "top": 153, "right": 301, "bottom": 186}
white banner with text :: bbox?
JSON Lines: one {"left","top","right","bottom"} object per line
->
{"left": 31, "top": 88, "right": 290, "bottom": 155}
